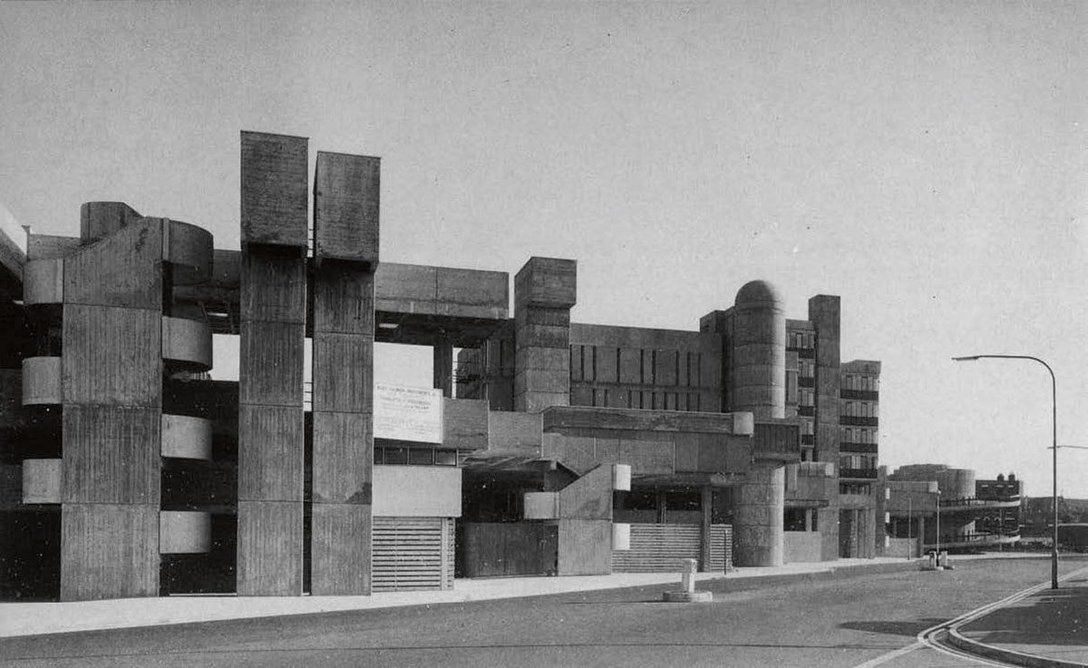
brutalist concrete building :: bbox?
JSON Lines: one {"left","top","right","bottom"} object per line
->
{"left": 0, "top": 131, "right": 883, "bottom": 601}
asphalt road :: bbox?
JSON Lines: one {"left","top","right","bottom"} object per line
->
{"left": 3, "top": 556, "right": 1085, "bottom": 668}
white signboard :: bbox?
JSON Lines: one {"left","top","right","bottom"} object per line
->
{"left": 374, "top": 382, "right": 444, "bottom": 443}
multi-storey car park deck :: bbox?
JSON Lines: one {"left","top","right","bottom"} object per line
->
{"left": 0, "top": 131, "right": 886, "bottom": 601}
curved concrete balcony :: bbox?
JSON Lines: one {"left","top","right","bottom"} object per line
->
{"left": 159, "top": 511, "right": 212, "bottom": 554}
{"left": 925, "top": 533, "right": 1020, "bottom": 550}
{"left": 938, "top": 498, "right": 1021, "bottom": 512}
{"left": 162, "top": 316, "right": 212, "bottom": 370}
{"left": 21, "top": 356, "right": 62, "bottom": 405}
{"left": 22, "top": 459, "right": 62, "bottom": 504}
{"left": 23, "top": 258, "right": 64, "bottom": 305}
{"left": 161, "top": 414, "right": 213, "bottom": 460}
{"left": 162, "top": 219, "right": 213, "bottom": 286}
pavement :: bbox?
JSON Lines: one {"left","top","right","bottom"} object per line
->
{"left": 948, "top": 564, "right": 1088, "bottom": 667}
{"left": 1, "top": 553, "right": 1086, "bottom": 667}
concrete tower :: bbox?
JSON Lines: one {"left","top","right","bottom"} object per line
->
{"left": 729, "top": 280, "right": 786, "bottom": 419}
{"left": 731, "top": 280, "right": 786, "bottom": 567}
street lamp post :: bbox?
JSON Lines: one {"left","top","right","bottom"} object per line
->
{"left": 936, "top": 489, "right": 941, "bottom": 557}
{"left": 952, "top": 354, "right": 1058, "bottom": 590}
{"left": 907, "top": 496, "right": 913, "bottom": 560}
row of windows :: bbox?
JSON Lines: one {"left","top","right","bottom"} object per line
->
{"left": 374, "top": 447, "right": 459, "bottom": 467}
{"left": 798, "top": 359, "right": 815, "bottom": 378}
{"left": 841, "top": 426, "right": 878, "bottom": 444}
{"left": 570, "top": 345, "right": 705, "bottom": 388}
{"left": 842, "top": 374, "right": 879, "bottom": 391}
{"left": 839, "top": 454, "right": 877, "bottom": 470}
{"left": 840, "top": 483, "right": 872, "bottom": 495}
{"left": 788, "top": 331, "right": 815, "bottom": 349}
{"left": 573, "top": 386, "right": 704, "bottom": 412}
{"left": 842, "top": 401, "right": 878, "bottom": 418}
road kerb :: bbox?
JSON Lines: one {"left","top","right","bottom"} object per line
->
{"left": 943, "top": 566, "right": 1088, "bottom": 668}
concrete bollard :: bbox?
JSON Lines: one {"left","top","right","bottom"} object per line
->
{"left": 663, "top": 558, "right": 712, "bottom": 603}
{"left": 921, "top": 551, "right": 939, "bottom": 571}
{"left": 680, "top": 558, "right": 698, "bottom": 593}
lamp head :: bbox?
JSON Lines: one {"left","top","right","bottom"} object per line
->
{"left": 952, "top": 356, "right": 980, "bottom": 362}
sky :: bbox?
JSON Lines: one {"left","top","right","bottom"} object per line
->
{"left": 1, "top": 1, "right": 1085, "bottom": 498}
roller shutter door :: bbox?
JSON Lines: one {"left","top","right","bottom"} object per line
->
{"left": 372, "top": 517, "right": 454, "bottom": 591}
{"left": 612, "top": 524, "right": 732, "bottom": 573}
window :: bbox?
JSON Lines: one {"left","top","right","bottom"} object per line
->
{"left": 384, "top": 447, "right": 408, "bottom": 465}
{"left": 784, "top": 508, "right": 806, "bottom": 532}
{"left": 408, "top": 448, "right": 434, "bottom": 466}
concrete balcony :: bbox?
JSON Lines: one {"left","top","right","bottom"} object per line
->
{"left": 161, "top": 414, "right": 213, "bottom": 461}
{"left": 524, "top": 492, "right": 559, "bottom": 519}
{"left": 22, "top": 459, "right": 62, "bottom": 504}
{"left": 162, "top": 219, "right": 213, "bottom": 286}
{"left": 21, "top": 356, "right": 62, "bottom": 405}
{"left": 23, "top": 258, "right": 64, "bottom": 305}
{"left": 162, "top": 316, "right": 212, "bottom": 370}
{"left": 785, "top": 461, "right": 835, "bottom": 503}
{"left": 159, "top": 511, "right": 212, "bottom": 553}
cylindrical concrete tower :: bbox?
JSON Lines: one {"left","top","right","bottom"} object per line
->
{"left": 730, "top": 280, "right": 786, "bottom": 420}
{"left": 731, "top": 280, "right": 786, "bottom": 567}
{"left": 733, "top": 463, "right": 786, "bottom": 567}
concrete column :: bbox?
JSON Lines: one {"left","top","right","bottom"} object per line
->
{"left": 513, "top": 257, "right": 575, "bottom": 412}
{"left": 699, "top": 485, "right": 713, "bottom": 572}
{"left": 310, "top": 150, "right": 380, "bottom": 596}
{"left": 733, "top": 462, "right": 785, "bottom": 567}
{"left": 237, "top": 132, "right": 308, "bottom": 596}
{"left": 809, "top": 295, "right": 841, "bottom": 560}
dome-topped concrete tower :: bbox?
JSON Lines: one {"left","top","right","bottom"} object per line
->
{"left": 730, "top": 279, "right": 786, "bottom": 420}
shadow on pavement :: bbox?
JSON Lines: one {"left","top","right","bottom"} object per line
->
{"left": 963, "top": 588, "right": 1088, "bottom": 647}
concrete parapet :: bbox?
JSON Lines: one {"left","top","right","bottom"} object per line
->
{"left": 21, "top": 356, "right": 62, "bottom": 405}
{"left": 22, "top": 458, "right": 62, "bottom": 504}
{"left": 23, "top": 258, "right": 63, "bottom": 304}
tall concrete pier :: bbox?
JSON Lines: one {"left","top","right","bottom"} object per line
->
{"left": 730, "top": 280, "right": 786, "bottom": 567}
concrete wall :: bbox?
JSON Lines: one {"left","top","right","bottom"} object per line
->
{"left": 568, "top": 323, "right": 721, "bottom": 412}
{"left": 554, "top": 464, "right": 613, "bottom": 575}
{"left": 60, "top": 217, "right": 164, "bottom": 601}
{"left": 784, "top": 531, "right": 823, "bottom": 563}
{"left": 541, "top": 406, "right": 754, "bottom": 478}
{"left": 372, "top": 466, "right": 461, "bottom": 517}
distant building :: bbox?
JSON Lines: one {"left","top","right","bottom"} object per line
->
{"left": 883, "top": 464, "right": 1021, "bottom": 556}
{"left": 0, "top": 131, "right": 887, "bottom": 601}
